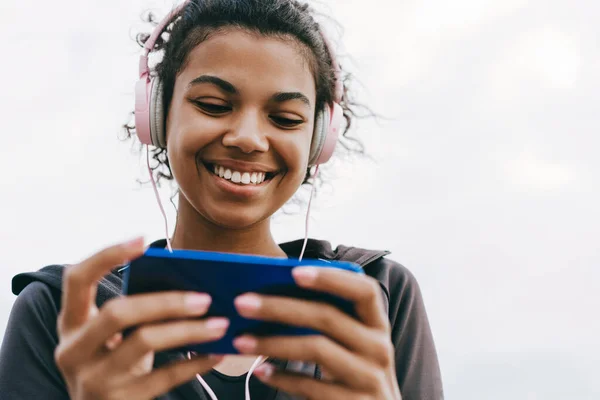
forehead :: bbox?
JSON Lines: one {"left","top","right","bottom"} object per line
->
{"left": 176, "top": 28, "right": 317, "bottom": 101}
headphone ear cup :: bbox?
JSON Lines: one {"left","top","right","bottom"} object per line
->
{"left": 149, "top": 79, "right": 166, "bottom": 148}
{"left": 134, "top": 76, "right": 166, "bottom": 148}
{"left": 308, "top": 108, "right": 328, "bottom": 166}
{"left": 310, "top": 102, "right": 343, "bottom": 166}
{"left": 134, "top": 76, "right": 153, "bottom": 145}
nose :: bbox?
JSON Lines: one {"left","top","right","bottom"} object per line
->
{"left": 221, "top": 110, "right": 269, "bottom": 154}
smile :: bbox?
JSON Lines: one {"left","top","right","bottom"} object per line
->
{"left": 204, "top": 163, "right": 277, "bottom": 186}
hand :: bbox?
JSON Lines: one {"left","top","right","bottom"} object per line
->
{"left": 232, "top": 267, "right": 402, "bottom": 400}
{"left": 54, "top": 238, "right": 229, "bottom": 400}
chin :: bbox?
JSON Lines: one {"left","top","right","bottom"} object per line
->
{"left": 201, "top": 203, "right": 273, "bottom": 230}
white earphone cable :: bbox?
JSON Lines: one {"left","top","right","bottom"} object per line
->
{"left": 187, "top": 352, "right": 266, "bottom": 400}
{"left": 298, "top": 165, "right": 319, "bottom": 261}
{"left": 147, "top": 145, "right": 174, "bottom": 253}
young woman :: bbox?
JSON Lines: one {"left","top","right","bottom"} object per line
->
{"left": 0, "top": 1, "right": 443, "bottom": 399}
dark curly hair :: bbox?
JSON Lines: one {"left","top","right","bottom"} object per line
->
{"left": 123, "top": 0, "right": 372, "bottom": 193}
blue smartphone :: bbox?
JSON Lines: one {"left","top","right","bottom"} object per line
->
{"left": 121, "top": 247, "right": 363, "bottom": 354}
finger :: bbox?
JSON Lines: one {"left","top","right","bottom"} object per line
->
{"left": 253, "top": 363, "right": 365, "bottom": 400}
{"left": 292, "top": 267, "right": 388, "bottom": 330}
{"left": 60, "top": 237, "right": 145, "bottom": 330}
{"left": 233, "top": 335, "right": 380, "bottom": 391}
{"left": 68, "top": 291, "right": 212, "bottom": 364}
{"left": 121, "top": 354, "right": 224, "bottom": 400}
{"left": 106, "top": 318, "right": 229, "bottom": 372}
{"left": 235, "top": 294, "right": 392, "bottom": 365}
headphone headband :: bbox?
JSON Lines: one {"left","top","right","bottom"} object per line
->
{"left": 139, "top": 0, "right": 191, "bottom": 76}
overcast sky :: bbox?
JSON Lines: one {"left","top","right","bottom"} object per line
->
{"left": 1, "top": 0, "right": 598, "bottom": 399}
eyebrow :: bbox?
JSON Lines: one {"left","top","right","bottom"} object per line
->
{"left": 188, "top": 75, "right": 237, "bottom": 94}
{"left": 188, "top": 74, "right": 311, "bottom": 107}
{"left": 271, "top": 91, "right": 311, "bottom": 107}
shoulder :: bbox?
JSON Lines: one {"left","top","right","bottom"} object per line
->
{"left": 11, "top": 264, "right": 123, "bottom": 309}
{"left": 331, "top": 242, "right": 422, "bottom": 297}
{"left": 358, "top": 255, "right": 426, "bottom": 323}
{"left": 295, "top": 239, "right": 425, "bottom": 312}
{"left": 365, "top": 256, "right": 423, "bottom": 298}
{"left": 1, "top": 282, "right": 69, "bottom": 399}
{"left": 10, "top": 280, "right": 62, "bottom": 325}
{"left": 3, "top": 281, "right": 62, "bottom": 364}
{"left": 326, "top": 242, "right": 429, "bottom": 323}
{"left": 282, "top": 238, "right": 422, "bottom": 292}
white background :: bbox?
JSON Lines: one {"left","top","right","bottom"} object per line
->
{"left": 1, "top": 0, "right": 598, "bottom": 398}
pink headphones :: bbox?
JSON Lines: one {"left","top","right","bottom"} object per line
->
{"left": 134, "top": 0, "right": 344, "bottom": 166}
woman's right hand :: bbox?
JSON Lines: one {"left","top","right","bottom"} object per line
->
{"left": 54, "top": 238, "right": 228, "bottom": 400}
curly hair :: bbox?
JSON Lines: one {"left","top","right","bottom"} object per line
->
{"left": 122, "top": 0, "right": 373, "bottom": 193}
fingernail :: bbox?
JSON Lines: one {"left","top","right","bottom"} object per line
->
{"left": 234, "top": 294, "right": 261, "bottom": 313}
{"left": 254, "top": 363, "right": 274, "bottom": 380}
{"left": 292, "top": 267, "right": 318, "bottom": 285}
{"left": 206, "top": 318, "right": 229, "bottom": 331}
{"left": 233, "top": 336, "right": 257, "bottom": 352}
{"left": 124, "top": 237, "right": 144, "bottom": 250}
{"left": 185, "top": 293, "right": 211, "bottom": 312}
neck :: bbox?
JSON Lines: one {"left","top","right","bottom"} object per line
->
{"left": 170, "top": 197, "right": 286, "bottom": 258}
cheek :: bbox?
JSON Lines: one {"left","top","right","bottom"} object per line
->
{"left": 167, "top": 106, "right": 222, "bottom": 160}
{"left": 165, "top": 131, "right": 207, "bottom": 188}
{"left": 272, "top": 129, "right": 313, "bottom": 175}
{"left": 166, "top": 129, "right": 198, "bottom": 182}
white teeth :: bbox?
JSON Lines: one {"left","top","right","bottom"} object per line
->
{"left": 241, "top": 172, "right": 251, "bottom": 184}
{"left": 210, "top": 164, "right": 271, "bottom": 185}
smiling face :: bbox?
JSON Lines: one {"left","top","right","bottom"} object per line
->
{"left": 165, "top": 28, "right": 317, "bottom": 229}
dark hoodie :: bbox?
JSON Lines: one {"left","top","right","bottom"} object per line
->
{"left": 0, "top": 239, "right": 444, "bottom": 400}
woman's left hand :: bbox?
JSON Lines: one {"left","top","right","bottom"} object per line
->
{"left": 232, "top": 267, "right": 402, "bottom": 400}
